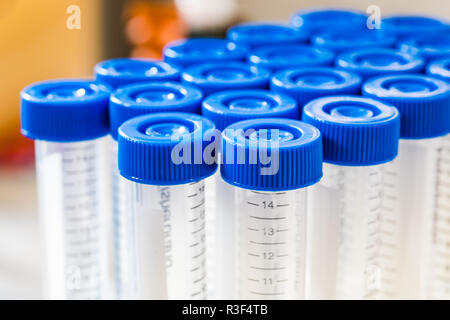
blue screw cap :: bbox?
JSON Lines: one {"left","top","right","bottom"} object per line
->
{"left": 381, "top": 15, "right": 448, "bottom": 39}
{"left": 163, "top": 38, "right": 247, "bottom": 68}
{"left": 94, "top": 58, "right": 180, "bottom": 89}
{"left": 181, "top": 62, "right": 270, "bottom": 96}
{"left": 227, "top": 22, "right": 308, "bottom": 49}
{"left": 202, "top": 90, "right": 299, "bottom": 131}
{"left": 118, "top": 112, "right": 217, "bottom": 185}
{"left": 270, "top": 67, "right": 362, "bottom": 111}
{"left": 248, "top": 44, "right": 334, "bottom": 73}
{"left": 290, "top": 8, "right": 367, "bottom": 33}
{"left": 302, "top": 96, "right": 400, "bottom": 166}
{"left": 312, "top": 28, "right": 396, "bottom": 54}
{"left": 427, "top": 58, "right": 450, "bottom": 82}
{"left": 400, "top": 33, "right": 450, "bottom": 63}
{"left": 363, "top": 74, "right": 450, "bottom": 139}
{"left": 21, "top": 79, "right": 110, "bottom": 142}
{"left": 110, "top": 82, "right": 203, "bottom": 140}
{"left": 221, "top": 118, "right": 323, "bottom": 191}
{"left": 336, "top": 48, "right": 425, "bottom": 80}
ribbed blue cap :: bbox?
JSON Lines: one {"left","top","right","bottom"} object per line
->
{"left": 162, "top": 38, "right": 247, "bottom": 68}
{"left": 270, "top": 67, "right": 362, "bottom": 111}
{"left": 227, "top": 22, "right": 308, "bottom": 49}
{"left": 221, "top": 118, "right": 323, "bottom": 191}
{"left": 427, "top": 58, "right": 450, "bottom": 82}
{"left": 381, "top": 16, "right": 449, "bottom": 39}
{"left": 248, "top": 44, "right": 334, "bottom": 73}
{"left": 363, "top": 74, "right": 450, "bottom": 139}
{"left": 312, "top": 28, "right": 396, "bottom": 54}
{"left": 118, "top": 113, "right": 217, "bottom": 185}
{"left": 110, "top": 82, "right": 203, "bottom": 140}
{"left": 21, "top": 79, "right": 110, "bottom": 142}
{"left": 290, "top": 8, "right": 367, "bottom": 33}
{"left": 400, "top": 33, "right": 450, "bottom": 63}
{"left": 202, "top": 90, "right": 299, "bottom": 131}
{"left": 181, "top": 62, "right": 270, "bottom": 96}
{"left": 336, "top": 48, "right": 425, "bottom": 80}
{"left": 94, "top": 58, "right": 180, "bottom": 89}
{"left": 302, "top": 96, "right": 400, "bottom": 166}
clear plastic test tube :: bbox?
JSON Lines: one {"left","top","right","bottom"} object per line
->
{"left": 290, "top": 8, "right": 367, "bottom": 34}
{"left": 363, "top": 74, "right": 450, "bottom": 299}
{"left": 118, "top": 113, "right": 217, "bottom": 299}
{"left": 182, "top": 62, "right": 270, "bottom": 96}
{"left": 20, "top": 80, "right": 111, "bottom": 299}
{"left": 109, "top": 82, "right": 202, "bottom": 298}
{"left": 336, "top": 48, "right": 425, "bottom": 80}
{"left": 217, "top": 118, "right": 323, "bottom": 299}
{"left": 270, "top": 67, "right": 362, "bottom": 113}
{"left": 247, "top": 44, "right": 334, "bottom": 74}
{"left": 381, "top": 15, "right": 448, "bottom": 41}
{"left": 226, "top": 22, "right": 308, "bottom": 49}
{"left": 163, "top": 38, "right": 248, "bottom": 69}
{"left": 302, "top": 96, "right": 400, "bottom": 300}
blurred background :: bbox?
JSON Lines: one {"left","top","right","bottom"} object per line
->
{"left": 0, "top": 0, "right": 448, "bottom": 299}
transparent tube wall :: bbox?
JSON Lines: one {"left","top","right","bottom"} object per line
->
{"left": 216, "top": 179, "right": 307, "bottom": 300}
{"left": 126, "top": 179, "right": 207, "bottom": 299}
{"left": 308, "top": 163, "right": 383, "bottom": 300}
{"left": 379, "top": 139, "right": 441, "bottom": 299}
{"left": 35, "top": 138, "right": 109, "bottom": 299}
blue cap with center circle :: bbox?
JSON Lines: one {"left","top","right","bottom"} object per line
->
{"left": 110, "top": 82, "right": 203, "bottom": 140}
{"left": 221, "top": 118, "right": 323, "bottom": 191}
{"left": 363, "top": 74, "right": 450, "bottom": 139}
{"left": 227, "top": 22, "right": 308, "bottom": 49}
{"left": 312, "top": 28, "right": 396, "bottom": 54}
{"left": 427, "top": 58, "right": 450, "bottom": 82}
{"left": 270, "top": 67, "right": 362, "bottom": 110}
{"left": 21, "top": 79, "right": 110, "bottom": 142}
{"left": 290, "top": 8, "right": 367, "bottom": 33}
{"left": 202, "top": 90, "right": 298, "bottom": 131}
{"left": 302, "top": 96, "right": 400, "bottom": 166}
{"left": 118, "top": 112, "right": 217, "bottom": 185}
{"left": 381, "top": 15, "right": 449, "bottom": 39}
{"left": 94, "top": 58, "right": 180, "bottom": 89}
{"left": 248, "top": 44, "right": 334, "bottom": 73}
{"left": 336, "top": 48, "right": 425, "bottom": 80}
{"left": 400, "top": 33, "right": 450, "bottom": 63}
{"left": 181, "top": 62, "right": 270, "bottom": 96}
{"left": 163, "top": 38, "right": 247, "bottom": 68}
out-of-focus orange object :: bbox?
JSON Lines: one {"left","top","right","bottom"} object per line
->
{"left": 123, "top": 0, "right": 187, "bottom": 59}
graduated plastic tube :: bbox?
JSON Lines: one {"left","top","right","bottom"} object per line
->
{"left": 20, "top": 80, "right": 111, "bottom": 299}
{"left": 217, "top": 118, "right": 323, "bottom": 299}
{"left": 302, "top": 96, "right": 400, "bottom": 300}
{"left": 363, "top": 74, "right": 450, "bottom": 299}
{"left": 118, "top": 113, "right": 217, "bottom": 299}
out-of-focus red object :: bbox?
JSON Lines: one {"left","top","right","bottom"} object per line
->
{"left": 123, "top": 0, "right": 187, "bottom": 59}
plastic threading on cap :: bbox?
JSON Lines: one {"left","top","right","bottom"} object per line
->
{"left": 270, "top": 67, "right": 362, "bottom": 110}
{"left": 248, "top": 44, "right": 334, "bottom": 73}
{"left": 181, "top": 62, "right": 270, "bottom": 96}
{"left": 21, "top": 79, "right": 110, "bottom": 142}
{"left": 202, "top": 90, "right": 299, "bottom": 131}
{"left": 381, "top": 15, "right": 448, "bottom": 39}
{"left": 302, "top": 96, "right": 400, "bottom": 166}
{"left": 363, "top": 74, "right": 450, "bottom": 139}
{"left": 226, "top": 22, "right": 308, "bottom": 49}
{"left": 109, "top": 82, "right": 203, "bottom": 140}
{"left": 312, "top": 29, "right": 396, "bottom": 54}
{"left": 290, "top": 8, "right": 367, "bottom": 33}
{"left": 118, "top": 112, "right": 217, "bottom": 185}
{"left": 221, "top": 118, "right": 323, "bottom": 191}
{"left": 162, "top": 38, "right": 247, "bottom": 68}
{"left": 94, "top": 58, "right": 180, "bottom": 89}
{"left": 336, "top": 48, "right": 425, "bottom": 80}
{"left": 427, "top": 58, "right": 450, "bottom": 82}
{"left": 400, "top": 33, "right": 450, "bottom": 63}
